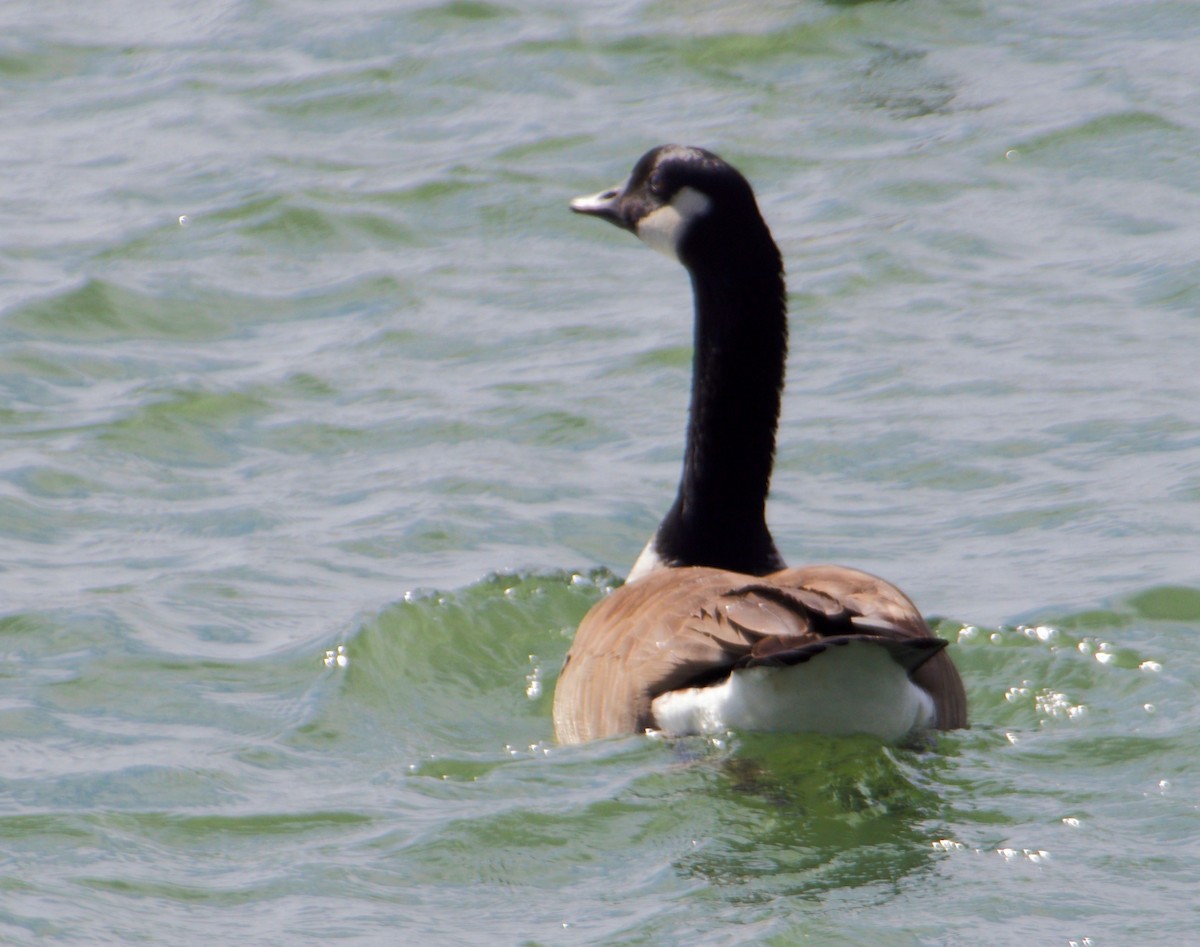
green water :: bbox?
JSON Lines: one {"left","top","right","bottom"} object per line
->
{"left": 3, "top": 0, "right": 1200, "bottom": 943}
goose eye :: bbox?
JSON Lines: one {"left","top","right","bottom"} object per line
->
{"left": 648, "top": 171, "right": 667, "bottom": 197}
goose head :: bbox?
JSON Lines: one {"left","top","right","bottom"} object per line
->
{"left": 570, "top": 145, "right": 775, "bottom": 272}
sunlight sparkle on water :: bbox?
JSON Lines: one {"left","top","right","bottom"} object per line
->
{"left": 1020, "top": 624, "right": 1059, "bottom": 643}
{"left": 998, "top": 847, "right": 1050, "bottom": 864}
{"left": 525, "top": 655, "right": 542, "bottom": 699}
{"left": 1035, "top": 689, "right": 1086, "bottom": 720}
{"left": 323, "top": 644, "right": 348, "bottom": 668}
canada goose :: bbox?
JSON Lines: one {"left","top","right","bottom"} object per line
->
{"left": 552, "top": 145, "right": 967, "bottom": 744}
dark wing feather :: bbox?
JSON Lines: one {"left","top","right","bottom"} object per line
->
{"left": 737, "top": 634, "right": 947, "bottom": 673}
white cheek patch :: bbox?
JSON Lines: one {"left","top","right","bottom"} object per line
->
{"left": 635, "top": 186, "right": 712, "bottom": 260}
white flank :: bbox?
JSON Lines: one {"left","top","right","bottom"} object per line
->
{"left": 636, "top": 186, "right": 712, "bottom": 259}
{"left": 650, "top": 639, "right": 936, "bottom": 743}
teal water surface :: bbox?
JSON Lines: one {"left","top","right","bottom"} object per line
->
{"left": 3, "top": 1, "right": 1199, "bottom": 944}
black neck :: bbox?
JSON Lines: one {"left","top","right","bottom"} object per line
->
{"left": 654, "top": 230, "right": 787, "bottom": 575}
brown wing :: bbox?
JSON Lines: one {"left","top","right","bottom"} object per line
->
{"left": 552, "top": 564, "right": 967, "bottom": 744}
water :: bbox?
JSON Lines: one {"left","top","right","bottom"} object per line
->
{"left": 2, "top": 0, "right": 1199, "bottom": 942}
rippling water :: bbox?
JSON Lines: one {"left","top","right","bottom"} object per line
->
{"left": 3, "top": 1, "right": 1199, "bottom": 943}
